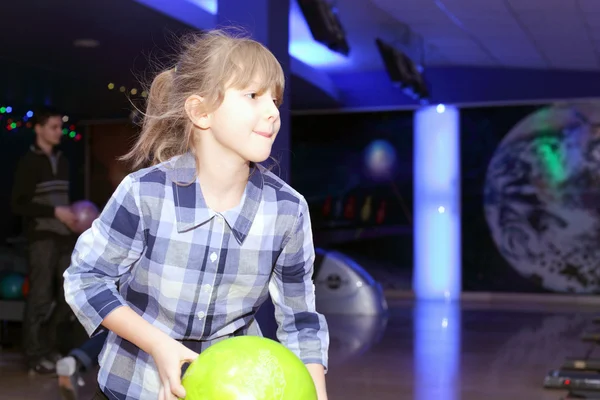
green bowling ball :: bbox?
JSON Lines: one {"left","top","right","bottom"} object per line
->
{"left": 181, "top": 336, "right": 317, "bottom": 400}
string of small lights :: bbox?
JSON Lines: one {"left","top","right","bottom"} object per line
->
{"left": 1, "top": 81, "right": 147, "bottom": 138}
{"left": 0, "top": 106, "right": 81, "bottom": 141}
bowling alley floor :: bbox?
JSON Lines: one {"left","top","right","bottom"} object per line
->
{"left": 1, "top": 297, "right": 598, "bottom": 400}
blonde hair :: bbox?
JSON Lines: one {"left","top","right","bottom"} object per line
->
{"left": 122, "top": 29, "right": 285, "bottom": 169}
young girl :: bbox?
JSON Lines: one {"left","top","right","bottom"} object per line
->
{"left": 63, "top": 29, "right": 329, "bottom": 400}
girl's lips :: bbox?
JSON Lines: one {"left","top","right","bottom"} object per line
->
{"left": 253, "top": 131, "right": 273, "bottom": 138}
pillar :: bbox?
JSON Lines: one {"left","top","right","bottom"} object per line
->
{"left": 413, "top": 104, "right": 461, "bottom": 301}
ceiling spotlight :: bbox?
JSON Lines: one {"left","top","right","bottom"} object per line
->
{"left": 73, "top": 39, "right": 100, "bottom": 48}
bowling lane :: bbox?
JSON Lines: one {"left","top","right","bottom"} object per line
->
{"left": 324, "top": 299, "right": 597, "bottom": 400}
{"left": 0, "top": 298, "right": 596, "bottom": 399}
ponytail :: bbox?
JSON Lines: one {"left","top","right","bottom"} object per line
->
{"left": 121, "top": 68, "right": 189, "bottom": 169}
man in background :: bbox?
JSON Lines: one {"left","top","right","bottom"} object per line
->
{"left": 11, "top": 106, "right": 78, "bottom": 374}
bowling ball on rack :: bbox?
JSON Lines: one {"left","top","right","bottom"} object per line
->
{"left": 71, "top": 200, "right": 99, "bottom": 233}
{"left": 0, "top": 272, "right": 25, "bottom": 299}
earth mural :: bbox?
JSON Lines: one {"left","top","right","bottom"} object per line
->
{"left": 484, "top": 101, "right": 600, "bottom": 293}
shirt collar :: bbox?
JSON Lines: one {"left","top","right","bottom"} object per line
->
{"left": 31, "top": 142, "right": 61, "bottom": 156}
{"left": 166, "top": 151, "right": 263, "bottom": 244}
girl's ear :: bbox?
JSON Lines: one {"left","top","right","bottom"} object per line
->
{"left": 185, "top": 95, "right": 210, "bottom": 130}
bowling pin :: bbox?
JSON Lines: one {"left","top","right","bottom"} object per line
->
{"left": 344, "top": 196, "right": 356, "bottom": 220}
{"left": 322, "top": 195, "right": 332, "bottom": 217}
{"left": 334, "top": 197, "right": 344, "bottom": 219}
{"left": 376, "top": 200, "right": 387, "bottom": 224}
{"left": 361, "top": 196, "right": 372, "bottom": 223}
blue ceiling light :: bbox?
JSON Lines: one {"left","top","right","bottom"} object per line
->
{"left": 186, "top": 0, "right": 349, "bottom": 68}
{"left": 185, "top": 0, "right": 217, "bottom": 15}
{"left": 288, "top": 0, "right": 349, "bottom": 68}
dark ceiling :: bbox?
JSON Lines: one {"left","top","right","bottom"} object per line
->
{"left": 0, "top": 0, "right": 339, "bottom": 120}
{"left": 0, "top": 0, "right": 197, "bottom": 119}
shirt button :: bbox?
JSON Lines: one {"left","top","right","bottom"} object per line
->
{"left": 210, "top": 252, "right": 217, "bottom": 262}
{"left": 197, "top": 311, "right": 205, "bottom": 320}
{"left": 203, "top": 284, "right": 211, "bottom": 292}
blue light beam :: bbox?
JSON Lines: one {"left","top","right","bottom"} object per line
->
{"left": 413, "top": 104, "right": 461, "bottom": 301}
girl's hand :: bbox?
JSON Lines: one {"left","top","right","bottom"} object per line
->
{"left": 150, "top": 337, "right": 198, "bottom": 400}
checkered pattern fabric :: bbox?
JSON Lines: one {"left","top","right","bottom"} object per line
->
{"left": 64, "top": 152, "right": 329, "bottom": 400}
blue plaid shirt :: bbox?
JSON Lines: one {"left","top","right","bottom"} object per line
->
{"left": 64, "top": 152, "right": 329, "bottom": 400}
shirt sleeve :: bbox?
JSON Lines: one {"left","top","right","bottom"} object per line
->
{"left": 11, "top": 155, "right": 56, "bottom": 218}
{"left": 64, "top": 174, "right": 146, "bottom": 336}
{"left": 269, "top": 196, "right": 330, "bottom": 371}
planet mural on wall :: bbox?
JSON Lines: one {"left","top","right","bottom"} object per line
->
{"left": 484, "top": 101, "right": 600, "bottom": 293}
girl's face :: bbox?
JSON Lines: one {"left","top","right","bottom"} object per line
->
{"left": 204, "top": 80, "right": 281, "bottom": 164}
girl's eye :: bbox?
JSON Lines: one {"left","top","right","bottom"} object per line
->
{"left": 246, "top": 93, "right": 257, "bottom": 99}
